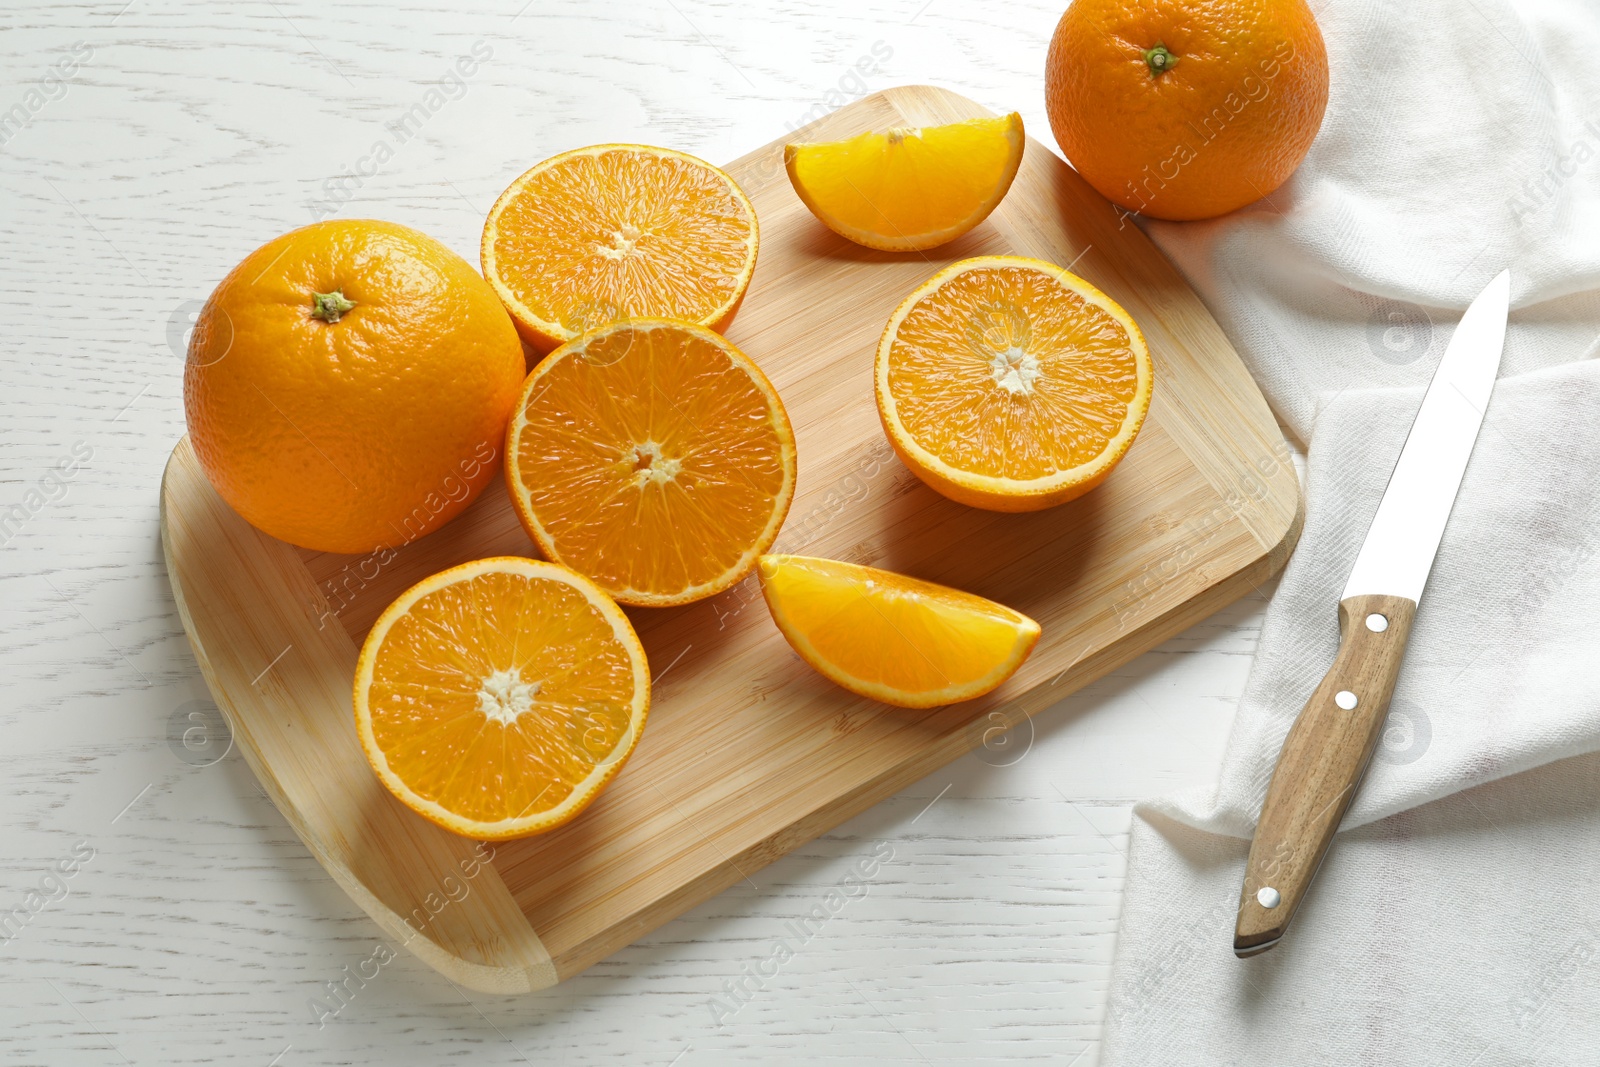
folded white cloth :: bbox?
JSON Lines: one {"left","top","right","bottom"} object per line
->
{"left": 1099, "top": 0, "right": 1600, "bottom": 1062}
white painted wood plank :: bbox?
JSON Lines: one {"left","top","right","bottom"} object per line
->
{"left": 0, "top": 1, "right": 1284, "bottom": 1062}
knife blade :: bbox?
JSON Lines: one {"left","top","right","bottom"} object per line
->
{"left": 1233, "top": 269, "right": 1511, "bottom": 958}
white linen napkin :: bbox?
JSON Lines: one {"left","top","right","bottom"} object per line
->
{"left": 1098, "top": 0, "right": 1600, "bottom": 1061}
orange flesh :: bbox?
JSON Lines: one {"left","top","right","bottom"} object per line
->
{"left": 759, "top": 554, "right": 1040, "bottom": 708}
{"left": 508, "top": 321, "right": 795, "bottom": 605}
{"left": 886, "top": 265, "right": 1141, "bottom": 481}
{"left": 360, "top": 561, "right": 647, "bottom": 834}
{"left": 484, "top": 147, "right": 757, "bottom": 345}
{"left": 785, "top": 113, "right": 1025, "bottom": 250}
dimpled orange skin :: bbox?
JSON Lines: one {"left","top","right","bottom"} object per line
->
{"left": 184, "top": 220, "right": 527, "bottom": 554}
{"left": 1045, "top": 0, "right": 1329, "bottom": 221}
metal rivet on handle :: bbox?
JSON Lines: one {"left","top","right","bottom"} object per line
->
{"left": 1257, "top": 886, "right": 1281, "bottom": 909}
{"left": 1366, "top": 613, "right": 1389, "bottom": 632}
{"left": 1335, "top": 690, "right": 1358, "bottom": 710}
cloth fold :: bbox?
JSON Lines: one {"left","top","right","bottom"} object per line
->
{"left": 1100, "top": 0, "right": 1600, "bottom": 1062}
{"left": 1147, "top": 361, "right": 1600, "bottom": 842}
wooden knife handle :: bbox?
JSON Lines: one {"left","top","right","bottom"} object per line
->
{"left": 1233, "top": 593, "right": 1417, "bottom": 957}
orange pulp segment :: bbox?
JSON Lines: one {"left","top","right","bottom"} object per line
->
{"left": 876, "top": 255, "right": 1153, "bottom": 511}
{"left": 506, "top": 319, "right": 796, "bottom": 607}
{"left": 481, "top": 144, "right": 759, "bottom": 352}
{"left": 758, "top": 554, "right": 1041, "bottom": 708}
{"left": 354, "top": 556, "right": 650, "bottom": 840}
{"left": 784, "top": 113, "right": 1024, "bottom": 251}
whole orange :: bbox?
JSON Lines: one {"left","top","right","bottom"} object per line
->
{"left": 1045, "top": 0, "right": 1329, "bottom": 221}
{"left": 184, "top": 220, "right": 526, "bottom": 554}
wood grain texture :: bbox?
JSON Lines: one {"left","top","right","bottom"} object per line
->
{"left": 0, "top": 2, "right": 1307, "bottom": 1060}
{"left": 160, "top": 85, "right": 1301, "bottom": 991}
{"left": 1234, "top": 593, "right": 1417, "bottom": 956}
{"left": 160, "top": 441, "right": 559, "bottom": 993}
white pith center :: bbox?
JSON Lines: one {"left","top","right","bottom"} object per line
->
{"left": 990, "top": 344, "right": 1041, "bottom": 396}
{"left": 477, "top": 667, "right": 537, "bottom": 724}
{"left": 630, "top": 440, "right": 681, "bottom": 485}
{"left": 886, "top": 126, "right": 922, "bottom": 144}
{"left": 596, "top": 223, "right": 643, "bottom": 259}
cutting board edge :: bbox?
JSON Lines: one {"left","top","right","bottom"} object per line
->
{"left": 536, "top": 505, "right": 1300, "bottom": 982}
{"left": 158, "top": 82, "right": 1308, "bottom": 995}
{"left": 159, "top": 437, "right": 562, "bottom": 994}
{"left": 810, "top": 85, "right": 1304, "bottom": 566}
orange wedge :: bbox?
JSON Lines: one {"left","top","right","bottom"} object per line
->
{"left": 481, "top": 144, "right": 759, "bottom": 352}
{"left": 876, "top": 255, "right": 1152, "bottom": 512}
{"left": 784, "top": 113, "right": 1024, "bottom": 251}
{"left": 758, "top": 555, "right": 1040, "bottom": 708}
{"left": 354, "top": 557, "right": 650, "bottom": 840}
{"left": 506, "top": 319, "right": 796, "bottom": 607}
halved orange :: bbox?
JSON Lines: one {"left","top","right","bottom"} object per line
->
{"left": 876, "top": 255, "right": 1153, "bottom": 511}
{"left": 506, "top": 319, "right": 796, "bottom": 607}
{"left": 354, "top": 556, "right": 650, "bottom": 840}
{"left": 481, "top": 144, "right": 759, "bottom": 353}
{"left": 758, "top": 555, "right": 1040, "bottom": 708}
{"left": 784, "top": 113, "right": 1024, "bottom": 251}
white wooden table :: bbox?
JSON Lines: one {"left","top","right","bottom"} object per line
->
{"left": 0, "top": 2, "right": 1283, "bottom": 1062}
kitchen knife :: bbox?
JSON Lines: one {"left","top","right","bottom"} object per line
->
{"left": 1233, "top": 269, "right": 1511, "bottom": 958}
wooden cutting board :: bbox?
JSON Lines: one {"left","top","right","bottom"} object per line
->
{"left": 159, "top": 85, "right": 1301, "bottom": 993}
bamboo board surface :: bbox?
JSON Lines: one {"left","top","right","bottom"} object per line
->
{"left": 159, "top": 85, "right": 1301, "bottom": 993}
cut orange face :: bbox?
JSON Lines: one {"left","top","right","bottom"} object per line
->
{"left": 506, "top": 319, "right": 797, "bottom": 607}
{"left": 758, "top": 555, "right": 1040, "bottom": 708}
{"left": 354, "top": 557, "right": 650, "bottom": 840}
{"left": 481, "top": 144, "right": 759, "bottom": 352}
{"left": 876, "top": 255, "right": 1153, "bottom": 512}
{"left": 784, "top": 113, "right": 1024, "bottom": 251}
